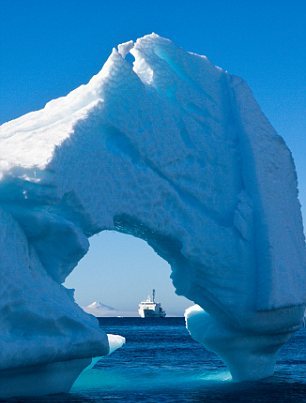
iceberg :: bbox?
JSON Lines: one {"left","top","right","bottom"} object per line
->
{"left": 0, "top": 33, "right": 305, "bottom": 396}
{"left": 83, "top": 301, "right": 137, "bottom": 317}
{"left": 84, "top": 301, "right": 117, "bottom": 316}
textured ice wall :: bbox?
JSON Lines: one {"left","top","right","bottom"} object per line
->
{"left": 0, "top": 34, "right": 305, "bottom": 391}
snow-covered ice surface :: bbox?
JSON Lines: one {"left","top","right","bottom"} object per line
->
{"left": 0, "top": 33, "right": 305, "bottom": 396}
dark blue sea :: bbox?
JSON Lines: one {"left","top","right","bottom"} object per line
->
{"left": 7, "top": 318, "right": 306, "bottom": 402}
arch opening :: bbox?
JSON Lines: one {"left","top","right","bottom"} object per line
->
{"left": 64, "top": 230, "right": 192, "bottom": 318}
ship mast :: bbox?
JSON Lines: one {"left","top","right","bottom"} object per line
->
{"left": 152, "top": 289, "right": 155, "bottom": 303}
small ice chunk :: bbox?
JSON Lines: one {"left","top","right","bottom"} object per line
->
{"left": 107, "top": 333, "right": 126, "bottom": 355}
{"left": 78, "top": 333, "right": 125, "bottom": 375}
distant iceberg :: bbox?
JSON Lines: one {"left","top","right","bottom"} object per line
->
{"left": 83, "top": 301, "right": 137, "bottom": 317}
{"left": 0, "top": 33, "right": 305, "bottom": 397}
{"left": 85, "top": 301, "right": 116, "bottom": 314}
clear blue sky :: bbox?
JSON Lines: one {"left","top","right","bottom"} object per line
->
{"left": 1, "top": 0, "right": 305, "bottom": 315}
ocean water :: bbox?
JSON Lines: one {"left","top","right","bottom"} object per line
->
{"left": 7, "top": 318, "right": 306, "bottom": 402}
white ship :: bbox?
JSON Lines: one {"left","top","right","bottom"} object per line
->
{"left": 138, "top": 289, "right": 166, "bottom": 318}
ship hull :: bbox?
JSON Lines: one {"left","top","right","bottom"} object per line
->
{"left": 138, "top": 309, "right": 166, "bottom": 318}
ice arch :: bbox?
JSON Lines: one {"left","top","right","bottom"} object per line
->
{"left": 0, "top": 34, "right": 306, "bottom": 396}
{"left": 65, "top": 231, "right": 190, "bottom": 316}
